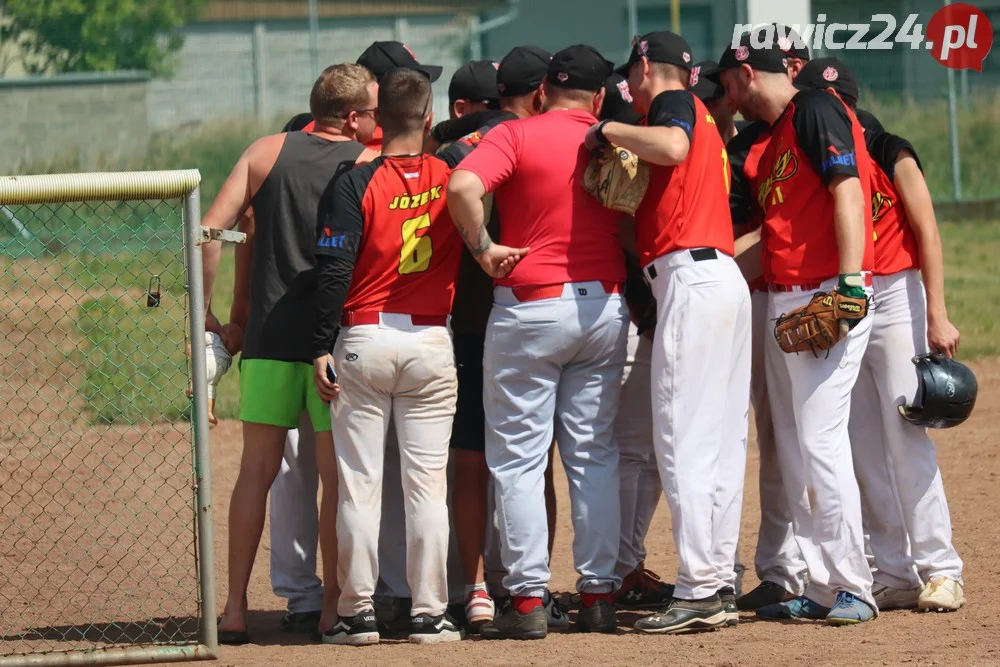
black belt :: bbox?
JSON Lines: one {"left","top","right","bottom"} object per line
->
{"left": 646, "top": 248, "right": 718, "bottom": 280}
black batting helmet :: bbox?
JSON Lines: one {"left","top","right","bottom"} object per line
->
{"left": 898, "top": 354, "right": 978, "bottom": 429}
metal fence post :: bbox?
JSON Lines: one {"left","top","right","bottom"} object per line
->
{"left": 252, "top": 22, "right": 268, "bottom": 128}
{"left": 944, "top": 0, "right": 962, "bottom": 201}
{"left": 184, "top": 186, "right": 218, "bottom": 656}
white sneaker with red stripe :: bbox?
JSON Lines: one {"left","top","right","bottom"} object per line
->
{"left": 465, "top": 587, "right": 495, "bottom": 629}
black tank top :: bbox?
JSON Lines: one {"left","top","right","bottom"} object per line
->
{"left": 243, "top": 133, "right": 365, "bottom": 362}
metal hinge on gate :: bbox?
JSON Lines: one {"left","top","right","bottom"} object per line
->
{"left": 198, "top": 227, "right": 248, "bottom": 245}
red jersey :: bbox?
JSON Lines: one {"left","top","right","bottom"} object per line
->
{"left": 752, "top": 90, "right": 874, "bottom": 285}
{"left": 866, "top": 132, "right": 920, "bottom": 275}
{"left": 317, "top": 154, "right": 463, "bottom": 316}
{"left": 727, "top": 121, "right": 772, "bottom": 291}
{"left": 457, "top": 109, "right": 625, "bottom": 288}
{"left": 304, "top": 119, "right": 382, "bottom": 151}
{"left": 633, "top": 91, "right": 735, "bottom": 266}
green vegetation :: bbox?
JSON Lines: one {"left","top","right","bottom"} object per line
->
{"left": 939, "top": 220, "right": 1000, "bottom": 358}
{"left": 1, "top": 0, "right": 205, "bottom": 75}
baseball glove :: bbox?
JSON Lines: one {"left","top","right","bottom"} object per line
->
{"left": 583, "top": 144, "right": 650, "bottom": 216}
{"left": 774, "top": 291, "right": 869, "bottom": 356}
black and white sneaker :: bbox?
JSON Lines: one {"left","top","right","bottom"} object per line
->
{"left": 321, "top": 610, "right": 380, "bottom": 646}
{"left": 408, "top": 613, "right": 464, "bottom": 644}
{"left": 719, "top": 587, "right": 739, "bottom": 628}
{"left": 634, "top": 596, "right": 728, "bottom": 635}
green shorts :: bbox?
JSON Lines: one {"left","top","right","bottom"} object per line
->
{"left": 239, "top": 358, "right": 332, "bottom": 432}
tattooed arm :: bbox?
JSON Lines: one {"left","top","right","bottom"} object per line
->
{"left": 447, "top": 170, "right": 527, "bottom": 277}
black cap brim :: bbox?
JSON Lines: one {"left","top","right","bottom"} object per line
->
{"left": 419, "top": 64, "right": 443, "bottom": 83}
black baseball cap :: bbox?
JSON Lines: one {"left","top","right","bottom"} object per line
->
{"left": 356, "top": 41, "right": 443, "bottom": 82}
{"left": 773, "top": 24, "right": 811, "bottom": 61}
{"left": 616, "top": 31, "right": 694, "bottom": 76}
{"left": 548, "top": 44, "right": 614, "bottom": 92}
{"left": 712, "top": 33, "right": 790, "bottom": 80}
{"left": 497, "top": 45, "right": 550, "bottom": 97}
{"left": 794, "top": 57, "right": 860, "bottom": 103}
{"left": 600, "top": 73, "right": 642, "bottom": 124}
{"left": 690, "top": 60, "right": 724, "bottom": 103}
{"left": 449, "top": 60, "right": 499, "bottom": 104}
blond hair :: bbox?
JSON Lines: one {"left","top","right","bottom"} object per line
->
{"left": 309, "top": 63, "right": 375, "bottom": 126}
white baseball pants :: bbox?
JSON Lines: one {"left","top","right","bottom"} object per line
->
{"left": 375, "top": 426, "right": 413, "bottom": 600}
{"left": 848, "top": 269, "right": 963, "bottom": 588}
{"left": 332, "top": 318, "right": 457, "bottom": 618}
{"left": 269, "top": 413, "right": 324, "bottom": 614}
{"left": 614, "top": 323, "right": 662, "bottom": 579}
{"left": 766, "top": 278, "right": 876, "bottom": 610}
{"left": 485, "top": 282, "right": 627, "bottom": 597}
{"left": 750, "top": 290, "right": 808, "bottom": 594}
{"left": 646, "top": 249, "right": 751, "bottom": 601}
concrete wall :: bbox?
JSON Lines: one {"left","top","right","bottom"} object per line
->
{"left": 0, "top": 72, "right": 150, "bottom": 174}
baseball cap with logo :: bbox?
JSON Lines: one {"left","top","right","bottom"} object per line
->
{"left": 711, "top": 32, "right": 790, "bottom": 81}
{"left": 356, "top": 41, "right": 443, "bottom": 82}
{"left": 548, "top": 44, "right": 614, "bottom": 92}
{"left": 449, "top": 60, "right": 500, "bottom": 105}
{"left": 794, "top": 57, "right": 861, "bottom": 104}
{"left": 689, "top": 60, "right": 724, "bottom": 103}
{"left": 773, "top": 24, "right": 811, "bottom": 61}
{"left": 599, "top": 73, "right": 642, "bottom": 124}
{"left": 497, "top": 45, "right": 551, "bottom": 97}
{"left": 617, "top": 31, "right": 694, "bottom": 76}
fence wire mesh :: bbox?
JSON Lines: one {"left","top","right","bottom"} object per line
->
{"left": 0, "top": 198, "right": 203, "bottom": 660}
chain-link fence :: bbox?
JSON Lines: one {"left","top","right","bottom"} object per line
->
{"left": 0, "top": 171, "right": 217, "bottom": 666}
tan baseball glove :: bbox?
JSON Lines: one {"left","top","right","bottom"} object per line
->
{"left": 774, "top": 290, "right": 869, "bottom": 356}
{"left": 583, "top": 144, "right": 650, "bottom": 216}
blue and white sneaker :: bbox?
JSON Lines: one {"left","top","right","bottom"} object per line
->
{"left": 756, "top": 596, "right": 831, "bottom": 620}
{"left": 826, "top": 592, "right": 877, "bottom": 626}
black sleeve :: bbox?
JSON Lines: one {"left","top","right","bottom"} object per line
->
{"left": 436, "top": 141, "right": 472, "bottom": 169}
{"left": 431, "top": 110, "right": 505, "bottom": 144}
{"left": 282, "top": 112, "right": 314, "bottom": 133}
{"left": 646, "top": 90, "right": 697, "bottom": 141}
{"left": 311, "top": 165, "right": 373, "bottom": 357}
{"left": 869, "top": 132, "right": 922, "bottom": 181}
{"left": 855, "top": 108, "right": 886, "bottom": 137}
{"left": 726, "top": 122, "right": 767, "bottom": 227}
{"left": 791, "top": 90, "right": 859, "bottom": 186}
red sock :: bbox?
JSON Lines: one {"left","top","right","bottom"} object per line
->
{"left": 513, "top": 596, "right": 543, "bottom": 615}
{"left": 581, "top": 592, "right": 612, "bottom": 608}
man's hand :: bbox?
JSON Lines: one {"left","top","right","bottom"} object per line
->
{"left": 475, "top": 244, "right": 530, "bottom": 279}
{"left": 222, "top": 323, "right": 245, "bottom": 356}
{"left": 313, "top": 354, "right": 340, "bottom": 403}
{"left": 928, "top": 314, "right": 960, "bottom": 358}
{"left": 206, "top": 310, "right": 230, "bottom": 349}
{"left": 585, "top": 120, "right": 611, "bottom": 151}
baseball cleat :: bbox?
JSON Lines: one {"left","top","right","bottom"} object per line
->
{"left": 575, "top": 600, "right": 617, "bottom": 634}
{"left": 613, "top": 566, "right": 675, "bottom": 610}
{"left": 756, "top": 596, "right": 830, "bottom": 621}
{"left": 408, "top": 613, "right": 464, "bottom": 644}
{"left": 871, "top": 583, "right": 920, "bottom": 611}
{"left": 543, "top": 590, "right": 571, "bottom": 630}
{"left": 826, "top": 592, "right": 877, "bottom": 626}
{"left": 633, "top": 595, "right": 727, "bottom": 635}
{"left": 737, "top": 580, "right": 795, "bottom": 611}
{"left": 481, "top": 605, "right": 548, "bottom": 640}
{"left": 465, "top": 588, "right": 496, "bottom": 631}
{"left": 718, "top": 587, "right": 739, "bottom": 627}
{"left": 322, "top": 611, "right": 380, "bottom": 645}
{"left": 918, "top": 576, "right": 966, "bottom": 612}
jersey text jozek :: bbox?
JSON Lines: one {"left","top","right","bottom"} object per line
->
{"left": 867, "top": 132, "right": 921, "bottom": 276}
{"left": 633, "top": 91, "right": 735, "bottom": 267}
{"left": 752, "top": 90, "right": 874, "bottom": 286}
{"left": 317, "top": 154, "right": 463, "bottom": 317}
{"left": 458, "top": 109, "right": 625, "bottom": 289}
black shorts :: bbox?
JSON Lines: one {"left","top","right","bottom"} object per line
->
{"left": 450, "top": 333, "right": 486, "bottom": 452}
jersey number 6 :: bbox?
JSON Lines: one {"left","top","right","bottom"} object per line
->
{"left": 400, "top": 212, "right": 433, "bottom": 275}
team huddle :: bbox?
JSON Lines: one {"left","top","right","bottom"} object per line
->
{"left": 199, "top": 25, "right": 976, "bottom": 646}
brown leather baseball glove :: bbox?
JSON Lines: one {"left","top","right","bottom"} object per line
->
{"left": 774, "top": 290, "right": 869, "bottom": 356}
{"left": 583, "top": 144, "right": 650, "bottom": 216}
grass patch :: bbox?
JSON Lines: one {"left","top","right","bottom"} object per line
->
{"left": 940, "top": 220, "right": 1000, "bottom": 358}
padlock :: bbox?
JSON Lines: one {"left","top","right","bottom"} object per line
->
{"left": 146, "top": 275, "right": 161, "bottom": 308}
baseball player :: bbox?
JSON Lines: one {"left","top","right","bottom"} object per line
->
{"left": 690, "top": 61, "right": 737, "bottom": 143}
{"left": 448, "top": 60, "right": 500, "bottom": 119}
{"left": 716, "top": 34, "right": 878, "bottom": 625}
{"left": 311, "top": 68, "right": 466, "bottom": 646}
{"left": 591, "top": 31, "right": 751, "bottom": 634}
{"left": 448, "top": 44, "right": 627, "bottom": 639}
{"left": 433, "top": 46, "right": 570, "bottom": 631}
{"left": 796, "top": 58, "right": 966, "bottom": 612}
{"left": 202, "top": 64, "right": 378, "bottom": 644}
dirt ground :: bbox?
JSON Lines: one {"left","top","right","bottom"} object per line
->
{"left": 4, "top": 360, "right": 999, "bottom": 666}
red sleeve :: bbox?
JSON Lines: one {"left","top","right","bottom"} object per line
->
{"left": 456, "top": 121, "right": 521, "bottom": 193}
